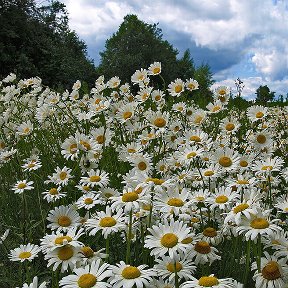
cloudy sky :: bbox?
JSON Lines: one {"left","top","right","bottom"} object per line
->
{"left": 60, "top": 0, "right": 288, "bottom": 99}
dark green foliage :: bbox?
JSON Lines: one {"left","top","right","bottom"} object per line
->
{"left": 98, "top": 14, "right": 214, "bottom": 99}
{"left": 255, "top": 85, "right": 275, "bottom": 103}
{"left": 0, "top": 0, "right": 97, "bottom": 89}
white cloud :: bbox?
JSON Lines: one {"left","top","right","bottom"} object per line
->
{"left": 61, "top": 0, "right": 288, "bottom": 87}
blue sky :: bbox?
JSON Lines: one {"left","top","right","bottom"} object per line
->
{"left": 60, "top": 0, "right": 288, "bottom": 99}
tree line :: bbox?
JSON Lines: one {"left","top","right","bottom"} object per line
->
{"left": 0, "top": 0, "right": 286, "bottom": 105}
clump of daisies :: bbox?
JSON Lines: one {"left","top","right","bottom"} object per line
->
{"left": 1, "top": 63, "right": 287, "bottom": 287}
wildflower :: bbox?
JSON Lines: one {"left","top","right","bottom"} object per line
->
{"left": 168, "top": 79, "right": 185, "bottom": 97}
{"left": 145, "top": 219, "right": 192, "bottom": 258}
{"left": 109, "top": 261, "right": 156, "bottom": 288}
{"left": 59, "top": 259, "right": 112, "bottom": 288}
{"left": 75, "top": 193, "right": 101, "bottom": 210}
{"left": 17, "top": 276, "right": 48, "bottom": 288}
{"left": 12, "top": 179, "right": 34, "bottom": 194}
{"left": 148, "top": 62, "right": 162, "bottom": 75}
{"left": 9, "top": 243, "right": 41, "bottom": 262}
{"left": 80, "top": 169, "right": 110, "bottom": 188}
{"left": 47, "top": 205, "right": 81, "bottom": 232}
{"left": 180, "top": 274, "right": 234, "bottom": 288}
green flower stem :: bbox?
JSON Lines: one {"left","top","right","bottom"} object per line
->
{"left": 126, "top": 209, "right": 133, "bottom": 264}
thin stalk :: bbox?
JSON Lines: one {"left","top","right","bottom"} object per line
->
{"left": 244, "top": 239, "right": 251, "bottom": 285}
{"left": 126, "top": 209, "right": 133, "bottom": 264}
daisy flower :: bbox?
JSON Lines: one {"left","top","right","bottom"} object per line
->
{"left": 128, "top": 153, "right": 153, "bottom": 174}
{"left": 17, "top": 276, "right": 47, "bottom": 288}
{"left": 9, "top": 243, "right": 41, "bottom": 262}
{"left": 185, "top": 78, "right": 199, "bottom": 91}
{"left": 59, "top": 259, "right": 112, "bottom": 288}
{"left": 45, "top": 244, "right": 83, "bottom": 272}
{"left": 148, "top": 61, "right": 162, "bottom": 75}
{"left": 236, "top": 209, "right": 282, "bottom": 241}
{"left": 220, "top": 117, "right": 240, "bottom": 134}
{"left": 188, "top": 240, "right": 221, "bottom": 265}
{"left": 16, "top": 120, "right": 33, "bottom": 136}
{"left": 12, "top": 179, "right": 34, "bottom": 194}
{"left": 111, "top": 188, "right": 149, "bottom": 213}
{"left": 190, "top": 109, "right": 207, "bottom": 125}
{"left": 131, "top": 68, "right": 148, "bottom": 85}
{"left": 211, "top": 147, "right": 240, "bottom": 172}
{"left": 45, "top": 166, "right": 73, "bottom": 187}
{"left": 213, "top": 86, "right": 230, "bottom": 104}
{"left": 42, "top": 186, "right": 67, "bottom": 203}
{"left": 85, "top": 207, "right": 126, "bottom": 239}
{"left": 40, "top": 227, "right": 84, "bottom": 253}
{"left": 154, "top": 187, "right": 190, "bottom": 216}
{"left": 75, "top": 193, "right": 101, "bottom": 210}
{"left": 168, "top": 78, "right": 185, "bottom": 97}
{"left": 147, "top": 110, "right": 169, "bottom": 130}
{"left": 180, "top": 274, "right": 234, "bottom": 288}
{"left": 206, "top": 100, "right": 224, "bottom": 114}
{"left": 47, "top": 205, "right": 81, "bottom": 232}
{"left": 21, "top": 157, "right": 42, "bottom": 171}
{"left": 107, "top": 76, "right": 121, "bottom": 89}
{"left": 195, "top": 227, "right": 223, "bottom": 245}
{"left": 247, "top": 105, "right": 268, "bottom": 122}
{"left": 115, "top": 102, "right": 138, "bottom": 123}
{"left": 145, "top": 219, "right": 192, "bottom": 258}
{"left": 109, "top": 261, "right": 156, "bottom": 288}
{"left": 252, "top": 156, "right": 284, "bottom": 175}
{"left": 61, "top": 136, "right": 79, "bottom": 160}
{"left": 80, "top": 169, "right": 110, "bottom": 188}
{"left": 154, "top": 254, "right": 196, "bottom": 282}
{"left": 208, "top": 187, "right": 239, "bottom": 211}
{"left": 251, "top": 252, "right": 288, "bottom": 288}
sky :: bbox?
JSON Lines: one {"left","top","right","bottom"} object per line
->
{"left": 59, "top": 0, "right": 288, "bottom": 100}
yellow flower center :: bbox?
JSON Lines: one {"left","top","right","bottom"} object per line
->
{"left": 155, "top": 95, "right": 161, "bottom": 101}
{"left": 96, "top": 135, "right": 105, "bottom": 144}
{"left": 57, "top": 245, "right": 74, "bottom": 260}
{"left": 181, "top": 237, "right": 193, "bottom": 244}
{"left": 127, "top": 148, "right": 136, "bottom": 153}
{"left": 57, "top": 216, "right": 72, "bottom": 227}
{"left": 262, "top": 261, "right": 281, "bottom": 280}
{"left": 69, "top": 143, "right": 77, "bottom": 154}
{"left": 191, "top": 217, "right": 200, "bottom": 223}
{"left": 123, "top": 111, "right": 132, "bottom": 120}
{"left": 0, "top": 141, "right": 5, "bottom": 149}
{"left": 250, "top": 218, "right": 269, "bottom": 229}
{"left": 187, "top": 152, "right": 197, "bottom": 159}
{"left": 237, "top": 179, "right": 249, "bottom": 185}
{"left": 84, "top": 198, "right": 93, "bottom": 205}
{"left": 198, "top": 276, "right": 219, "bottom": 286}
{"left": 83, "top": 186, "right": 90, "bottom": 191}
{"left": 218, "top": 156, "right": 232, "bottom": 167}
{"left": 23, "top": 127, "right": 30, "bottom": 134}
{"left": 19, "top": 251, "right": 31, "bottom": 259}
{"left": 59, "top": 171, "right": 67, "bottom": 180}
{"left": 146, "top": 178, "right": 164, "bottom": 185}
{"left": 81, "top": 246, "right": 94, "bottom": 258}
{"left": 77, "top": 273, "right": 97, "bottom": 288}
{"left": 233, "top": 203, "right": 249, "bottom": 214}
{"left": 190, "top": 135, "right": 201, "bottom": 142}
{"left": 194, "top": 115, "right": 203, "bottom": 124}
{"left": 54, "top": 236, "right": 73, "bottom": 245}
{"left": 27, "top": 163, "right": 36, "bottom": 168}
{"left": 167, "top": 198, "right": 184, "bottom": 207}
{"left": 161, "top": 233, "right": 179, "bottom": 248}
{"left": 80, "top": 140, "right": 91, "bottom": 150}
{"left": 188, "top": 83, "right": 195, "bottom": 90}
{"left": 194, "top": 241, "right": 211, "bottom": 254}
{"left": 257, "top": 134, "right": 267, "bottom": 144}
{"left": 174, "top": 85, "right": 183, "bottom": 93}
{"left": 256, "top": 111, "right": 264, "bottom": 118}
{"left": 99, "top": 217, "right": 117, "bottom": 227}
{"left": 142, "top": 204, "right": 152, "bottom": 211}
{"left": 212, "top": 105, "right": 221, "bottom": 112}
{"left": 196, "top": 196, "right": 205, "bottom": 202}
{"left": 49, "top": 188, "right": 58, "bottom": 195}
{"left": 154, "top": 117, "right": 166, "bottom": 127}
{"left": 240, "top": 160, "right": 248, "bottom": 167}
{"left": 17, "top": 182, "right": 27, "bottom": 189}
{"left": 121, "top": 266, "right": 141, "bottom": 279}
{"left": 122, "top": 192, "right": 139, "bottom": 202}
{"left": 261, "top": 165, "right": 273, "bottom": 171}
{"left": 90, "top": 175, "right": 101, "bottom": 182}
{"left": 204, "top": 170, "right": 214, "bottom": 177}
{"left": 137, "top": 161, "right": 147, "bottom": 171}
{"left": 203, "top": 227, "right": 217, "bottom": 237}
{"left": 225, "top": 123, "right": 235, "bottom": 131}
{"left": 153, "top": 67, "right": 161, "bottom": 74}
{"left": 166, "top": 262, "right": 183, "bottom": 273}
{"left": 215, "top": 195, "right": 228, "bottom": 204}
